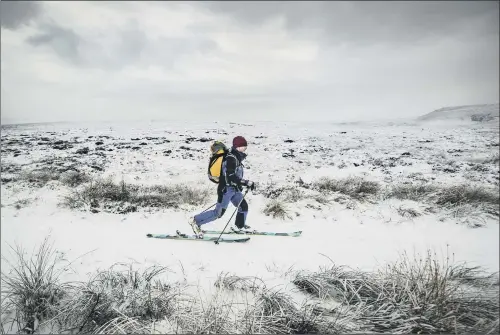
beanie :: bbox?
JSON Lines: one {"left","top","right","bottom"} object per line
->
{"left": 232, "top": 136, "right": 247, "bottom": 148}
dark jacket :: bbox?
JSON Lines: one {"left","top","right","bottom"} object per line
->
{"left": 220, "top": 147, "right": 247, "bottom": 191}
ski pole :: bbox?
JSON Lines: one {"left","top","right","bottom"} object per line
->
{"left": 214, "top": 188, "right": 249, "bottom": 245}
{"left": 200, "top": 203, "right": 216, "bottom": 213}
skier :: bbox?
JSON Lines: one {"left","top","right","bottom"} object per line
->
{"left": 190, "top": 136, "right": 256, "bottom": 236}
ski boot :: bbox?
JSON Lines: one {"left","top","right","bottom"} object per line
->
{"left": 189, "top": 218, "right": 204, "bottom": 239}
{"left": 230, "top": 224, "right": 253, "bottom": 234}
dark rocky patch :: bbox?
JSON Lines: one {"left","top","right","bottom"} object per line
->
{"left": 76, "top": 147, "right": 90, "bottom": 155}
{"left": 53, "top": 143, "right": 73, "bottom": 150}
{"left": 185, "top": 136, "right": 214, "bottom": 144}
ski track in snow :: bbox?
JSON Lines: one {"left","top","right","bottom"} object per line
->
{"left": 1, "top": 119, "right": 499, "bottom": 295}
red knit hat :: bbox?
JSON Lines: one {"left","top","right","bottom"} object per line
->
{"left": 232, "top": 136, "right": 247, "bottom": 148}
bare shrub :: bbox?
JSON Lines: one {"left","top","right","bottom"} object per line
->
{"left": 313, "top": 177, "right": 380, "bottom": 201}
{"left": 263, "top": 199, "right": 292, "bottom": 220}
{"left": 1, "top": 237, "right": 70, "bottom": 334}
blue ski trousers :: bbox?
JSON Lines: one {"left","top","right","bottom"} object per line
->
{"left": 194, "top": 185, "right": 248, "bottom": 229}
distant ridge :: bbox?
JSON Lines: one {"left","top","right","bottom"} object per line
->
{"left": 417, "top": 103, "right": 499, "bottom": 122}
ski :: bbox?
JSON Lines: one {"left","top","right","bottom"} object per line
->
{"left": 146, "top": 231, "right": 250, "bottom": 243}
{"left": 201, "top": 229, "right": 302, "bottom": 237}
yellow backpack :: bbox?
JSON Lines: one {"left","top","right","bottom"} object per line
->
{"left": 207, "top": 141, "right": 229, "bottom": 184}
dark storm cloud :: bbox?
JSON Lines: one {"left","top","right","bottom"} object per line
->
{"left": 24, "top": 21, "right": 148, "bottom": 69}
{"left": 0, "top": 1, "right": 41, "bottom": 30}
{"left": 202, "top": 1, "right": 499, "bottom": 46}
{"left": 24, "top": 18, "right": 218, "bottom": 71}
{"left": 26, "top": 23, "right": 82, "bottom": 65}
{"left": 2, "top": 1, "right": 497, "bottom": 124}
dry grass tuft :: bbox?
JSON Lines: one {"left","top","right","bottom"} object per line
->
{"left": 62, "top": 176, "right": 210, "bottom": 213}
{"left": 263, "top": 199, "right": 292, "bottom": 220}
{"left": 257, "top": 181, "right": 304, "bottom": 203}
{"left": 93, "top": 312, "right": 157, "bottom": 334}
{"left": 52, "top": 263, "right": 178, "bottom": 334}
{"left": 1, "top": 237, "right": 71, "bottom": 334}
{"left": 385, "top": 182, "right": 438, "bottom": 201}
{"left": 214, "top": 272, "right": 266, "bottom": 293}
{"left": 313, "top": 176, "right": 380, "bottom": 201}
{"left": 433, "top": 184, "right": 499, "bottom": 208}
{"left": 293, "top": 250, "right": 500, "bottom": 334}
{"left": 397, "top": 205, "right": 422, "bottom": 218}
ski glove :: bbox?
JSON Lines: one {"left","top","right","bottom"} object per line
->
{"left": 242, "top": 179, "right": 256, "bottom": 191}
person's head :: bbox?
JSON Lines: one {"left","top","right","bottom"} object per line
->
{"left": 232, "top": 136, "right": 248, "bottom": 152}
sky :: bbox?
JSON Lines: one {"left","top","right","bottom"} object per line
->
{"left": 1, "top": 1, "right": 498, "bottom": 124}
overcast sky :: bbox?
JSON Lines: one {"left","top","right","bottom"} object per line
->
{"left": 1, "top": 1, "right": 498, "bottom": 124}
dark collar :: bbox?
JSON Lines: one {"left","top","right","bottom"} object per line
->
{"left": 231, "top": 147, "right": 247, "bottom": 161}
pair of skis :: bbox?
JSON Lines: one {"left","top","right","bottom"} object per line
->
{"left": 146, "top": 228, "right": 302, "bottom": 243}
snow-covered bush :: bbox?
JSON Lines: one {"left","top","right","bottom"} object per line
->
{"left": 292, "top": 250, "right": 499, "bottom": 334}
{"left": 313, "top": 176, "right": 380, "bottom": 201}
{"left": 263, "top": 199, "right": 292, "bottom": 220}
{"left": 1, "top": 237, "right": 70, "bottom": 334}
{"left": 61, "top": 176, "right": 210, "bottom": 213}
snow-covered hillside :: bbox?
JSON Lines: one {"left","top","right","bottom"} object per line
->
{"left": 1, "top": 119, "right": 499, "bottom": 333}
{"left": 417, "top": 103, "right": 500, "bottom": 123}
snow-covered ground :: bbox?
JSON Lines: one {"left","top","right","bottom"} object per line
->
{"left": 1, "top": 116, "right": 499, "bottom": 301}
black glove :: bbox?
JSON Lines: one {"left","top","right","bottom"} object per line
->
{"left": 243, "top": 179, "right": 256, "bottom": 191}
